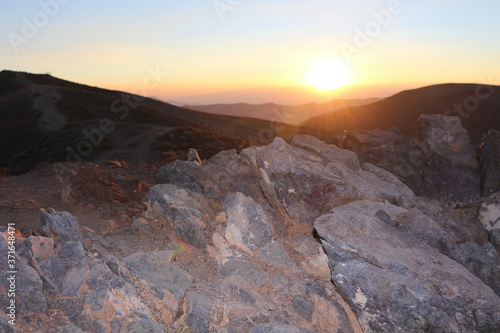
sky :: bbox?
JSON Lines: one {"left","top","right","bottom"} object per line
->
{"left": 1, "top": 0, "right": 499, "bottom": 104}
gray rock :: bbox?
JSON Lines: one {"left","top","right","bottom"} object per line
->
{"left": 217, "top": 255, "right": 270, "bottom": 287}
{"left": 123, "top": 250, "right": 194, "bottom": 300}
{"left": 210, "top": 299, "right": 270, "bottom": 332}
{"left": 255, "top": 137, "right": 360, "bottom": 223}
{"left": 145, "top": 184, "right": 213, "bottom": 249}
{"left": 183, "top": 292, "right": 211, "bottom": 333}
{"left": 257, "top": 240, "right": 299, "bottom": 270}
{"left": 224, "top": 192, "right": 274, "bottom": 252}
{"left": 126, "top": 319, "right": 165, "bottom": 333}
{"left": 342, "top": 128, "right": 425, "bottom": 195}
{"left": 478, "top": 129, "right": 500, "bottom": 196}
{"left": 418, "top": 114, "right": 470, "bottom": 153}
{"left": 221, "top": 275, "right": 257, "bottom": 304}
{"left": 291, "top": 134, "right": 360, "bottom": 170}
{"left": 130, "top": 217, "right": 153, "bottom": 234}
{"left": 251, "top": 323, "right": 315, "bottom": 333}
{"left": 187, "top": 147, "right": 202, "bottom": 164}
{"left": 418, "top": 114, "right": 480, "bottom": 205}
{"left": 156, "top": 160, "right": 208, "bottom": 193}
{"left": 156, "top": 150, "right": 263, "bottom": 202}
{"left": 16, "top": 236, "right": 55, "bottom": 263}
{"left": 315, "top": 200, "right": 500, "bottom": 332}
{"left": 491, "top": 229, "right": 500, "bottom": 253}
{"left": 0, "top": 235, "right": 48, "bottom": 316}
{"left": 478, "top": 192, "right": 500, "bottom": 231}
{"left": 455, "top": 242, "right": 500, "bottom": 297}
{"left": 292, "top": 296, "right": 313, "bottom": 322}
{"left": 39, "top": 208, "right": 84, "bottom": 243}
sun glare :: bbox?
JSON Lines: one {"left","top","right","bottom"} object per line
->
{"left": 305, "top": 58, "right": 352, "bottom": 92}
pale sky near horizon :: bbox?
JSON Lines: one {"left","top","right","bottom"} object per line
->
{"left": 1, "top": 0, "right": 499, "bottom": 104}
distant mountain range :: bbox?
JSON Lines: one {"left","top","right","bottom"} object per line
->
{"left": 184, "top": 98, "right": 380, "bottom": 125}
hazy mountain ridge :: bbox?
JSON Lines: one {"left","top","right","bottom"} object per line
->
{"left": 184, "top": 98, "right": 380, "bottom": 124}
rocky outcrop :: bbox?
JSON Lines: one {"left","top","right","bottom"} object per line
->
{"left": 417, "top": 114, "right": 480, "bottom": 205}
{"left": 342, "top": 115, "right": 481, "bottom": 206}
{"left": 2, "top": 115, "right": 499, "bottom": 332}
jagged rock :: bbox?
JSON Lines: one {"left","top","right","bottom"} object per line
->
{"left": 418, "top": 114, "right": 471, "bottom": 153}
{"left": 186, "top": 147, "right": 202, "bottom": 164}
{"left": 130, "top": 217, "right": 153, "bottom": 234}
{"left": 342, "top": 128, "right": 425, "bottom": 195}
{"left": 16, "top": 236, "right": 55, "bottom": 263}
{"left": 291, "top": 134, "right": 360, "bottom": 170}
{"left": 478, "top": 129, "right": 500, "bottom": 196}
{"left": 126, "top": 319, "right": 165, "bottom": 333}
{"left": 210, "top": 299, "right": 270, "bottom": 332}
{"left": 123, "top": 250, "right": 194, "bottom": 304}
{"left": 258, "top": 240, "right": 299, "bottom": 270}
{"left": 0, "top": 235, "right": 48, "bottom": 319}
{"left": 183, "top": 292, "right": 211, "bottom": 333}
{"left": 418, "top": 114, "right": 480, "bottom": 205}
{"left": 290, "top": 234, "right": 330, "bottom": 278}
{"left": 144, "top": 184, "right": 214, "bottom": 249}
{"left": 292, "top": 296, "right": 313, "bottom": 322}
{"left": 255, "top": 138, "right": 413, "bottom": 223}
{"left": 0, "top": 210, "right": 166, "bottom": 332}
{"left": 315, "top": 200, "right": 500, "bottom": 332}
{"left": 342, "top": 115, "right": 481, "bottom": 205}
{"left": 455, "top": 241, "right": 500, "bottom": 297}
{"left": 156, "top": 150, "right": 263, "bottom": 202}
{"left": 217, "top": 254, "right": 270, "bottom": 287}
{"left": 478, "top": 192, "right": 500, "bottom": 231}
{"left": 156, "top": 160, "right": 212, "bottom": 195}
{"left": 39, "top": 207, "right": 84, "bottom": 243}
{"left": 491, "top": 230, "right": 500, "bottom": 253}
{"left": 251, "top": 323, "right": 315, "bottom": 333}
{"left": 254, "top": 137, "right": 360, "bottom": 224}
{"left": 224, "top": 192, "right": 274, "bottom": 253}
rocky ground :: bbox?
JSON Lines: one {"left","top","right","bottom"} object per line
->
{"left": 1, "top": 114, "right": 500, "bottom": 332}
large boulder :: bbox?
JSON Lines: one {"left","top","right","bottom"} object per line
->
{"left": 417, "top": 114, "right": 480, "bottom": 205}
{"left": 342, "top": 115, "right": 481, "bottom": 205}
{"left": 224, "top": 192, "right": 274, "bottom": 253}
{"left": 315, "top": 200, "right": 500, "bottom": 332}
{"left": 156, "top": 150, "right": 263, "bottom": 202}
{"left": 39, "top": 208, "right": 84, "bottom": 243}
{"left": 144, "top": 184, "right": 214, "bottom": 249}
{"left": 342, "top": 128, "right": 425, "bottom": 195}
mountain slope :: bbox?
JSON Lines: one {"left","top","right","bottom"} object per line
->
{"left": 302, "top": 83, "right": 500, "bottom": 144}
{"left": 0, "top": 70, "right": 300, "bottom": 175}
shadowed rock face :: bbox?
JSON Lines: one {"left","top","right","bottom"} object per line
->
{"left": 342, "top": 114, "right": 481, "bottom": 205}
{"left": 1, "top": 114, "right": 500, "bottom": 332}
{"left": 479, "top": 129, "right": 500, "bottom": 196}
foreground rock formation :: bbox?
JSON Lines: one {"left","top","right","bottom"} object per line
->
{"left": 1, "top": 115, "right": 499, "bottom": 332}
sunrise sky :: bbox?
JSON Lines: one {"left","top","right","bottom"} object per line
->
{"left": 2, "top": 0, "right": 499, "bottom": 104}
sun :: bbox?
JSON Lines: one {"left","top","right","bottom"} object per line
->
{"left": 305, "top": 58, "right": 352, "bottom": 92}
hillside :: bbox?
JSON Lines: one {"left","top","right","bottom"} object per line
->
{"left": 184, "top": 98, "right": 379, "bottom": 125}
{"left": 0, "top": 70, "right": 301, "bottom": 175}
{"left": 302, "top": 83, "right": 500, "bottom": 144}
